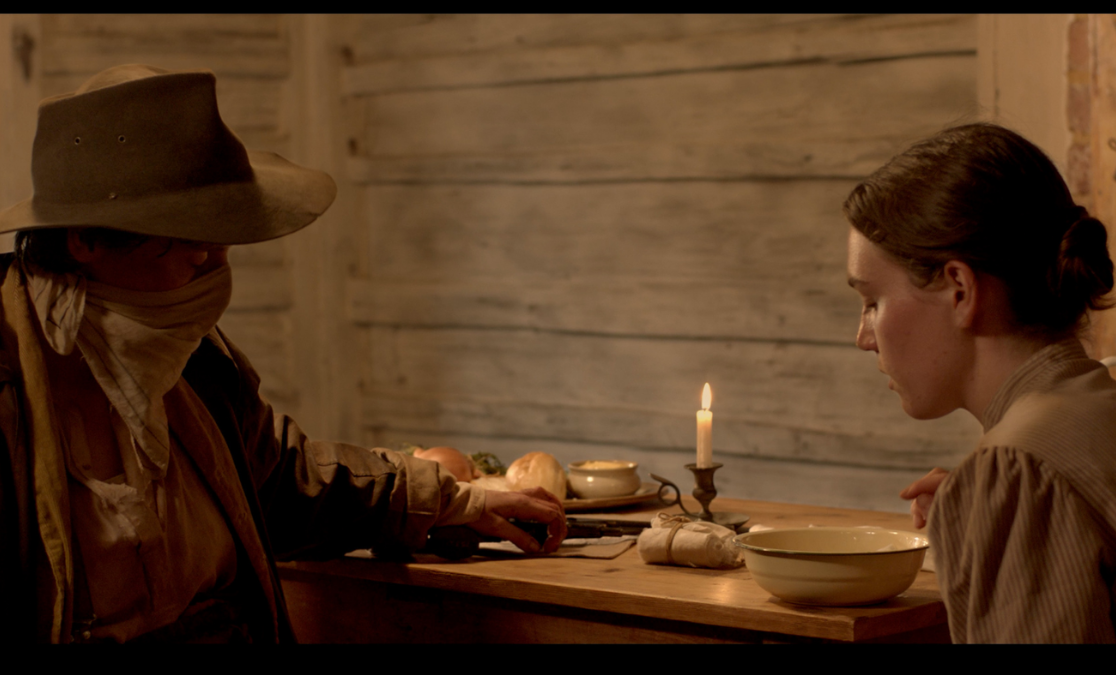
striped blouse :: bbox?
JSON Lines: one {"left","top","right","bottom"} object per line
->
{"left": 929, "top": 339, "right": 1116, "bottom": 643}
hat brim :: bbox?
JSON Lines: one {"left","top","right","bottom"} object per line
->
{"left": 0, "top": 150, "right": 337, "bottom": 245}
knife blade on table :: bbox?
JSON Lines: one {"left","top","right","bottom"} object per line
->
{"left": 424, "top": 517, "right": 649, "bottom": 560}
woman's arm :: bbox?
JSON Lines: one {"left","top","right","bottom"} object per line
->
{"left": 930, "top": 447, "right": 1116, "bottom": 643}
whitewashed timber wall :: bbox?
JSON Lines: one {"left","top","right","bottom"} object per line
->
{"left": 6, "top": 14, "right": 1073, "bottom": 513}
{"left": 0, "top": 15, "right": 40, "bottom": 254}
{"left": 0, "top": 14, "right": 351, "bottom": 430}
{"left": 339, "top": 14, "right": 986, "bottom": 512}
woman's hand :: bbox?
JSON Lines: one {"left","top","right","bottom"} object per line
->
{"left": 468, "top": 487, "right": 568, "bottom": 554}
{"left": 900, "top": 467, "right": 949, "bottom": 529}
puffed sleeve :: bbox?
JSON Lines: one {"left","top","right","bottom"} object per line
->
{"left": 929, "top": 446, "right": 1116, "bottom": 643}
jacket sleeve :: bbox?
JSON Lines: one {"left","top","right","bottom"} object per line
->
{"left": 0, "top": 355, "right": 38, "bottom": 644}
{"left": 189, "top": 329, "right": 482, "bottom": 561}
{"left": 929, "top": 446, "right": 1116, "bottom": 643}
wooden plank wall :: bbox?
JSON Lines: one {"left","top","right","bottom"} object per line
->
{"left": 6, "top": 15, "right": 990, "bottom": 513}
{"left": 0, "top": 15, "right": 40, "bottom": 254}
{"left": 340, "top": 14, "right": 985, "bottom": 512}
{"left": 1086, "top": 16, "right": 1116, "bottom": 359}
{"left": 31, "top": 14, "right": 304, "bottom": 416}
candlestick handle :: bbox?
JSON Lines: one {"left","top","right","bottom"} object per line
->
{"left": 685, "top": 462, "right": 723, "bottom": 521}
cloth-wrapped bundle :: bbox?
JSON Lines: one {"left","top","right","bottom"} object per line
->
{"left": 637, "top": 513, "right": 745, "bottom": 569}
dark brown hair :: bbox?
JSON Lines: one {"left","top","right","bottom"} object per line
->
{"left": 844, "top": 123, "right": 1114, "bottom": 339}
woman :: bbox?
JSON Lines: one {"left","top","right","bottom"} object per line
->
{"left": 845, "top": 123, "right": 1116, "bottom": 643}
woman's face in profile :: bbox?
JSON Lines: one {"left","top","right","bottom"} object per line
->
{"left": 846, "top": 227, "right": 967, "bottom": 420}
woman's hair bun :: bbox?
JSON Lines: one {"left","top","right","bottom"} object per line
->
{"left": 1055, "top": 210, "right": 1114, "bottom": 315}
{"left": 845, "top": 123, "right": 1116, "bottom": 338}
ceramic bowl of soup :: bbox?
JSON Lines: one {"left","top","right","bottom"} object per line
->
{"left": 732, "top": 527, "right": 929, "bottom": 606}
{"left": 567, "top": 460, "right": 641, "bottom": 499}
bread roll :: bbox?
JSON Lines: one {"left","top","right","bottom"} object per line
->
{"left": 505, "top": 451, "right": 568, "bottom": 499}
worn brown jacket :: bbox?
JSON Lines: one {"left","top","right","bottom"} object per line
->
{"left": 0, "top": 255, "right": 460, "bottom": 643}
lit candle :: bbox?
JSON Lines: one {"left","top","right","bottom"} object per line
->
{"left": 696, "top": 382, "right": 712, "bottom": 468}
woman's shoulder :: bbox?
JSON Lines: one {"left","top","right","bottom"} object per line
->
{"left": 985, "top": 372, "right": 1116, "bottom": 450}
{"left": 939, "top": 442, "right": 1116, "bottom": 549}
{"left": 970, "top": 378, "right": 1116, "bottom": 530}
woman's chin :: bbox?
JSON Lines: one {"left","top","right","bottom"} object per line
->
{"left": 899, "top": 396, "right": 955, "bottom": 421}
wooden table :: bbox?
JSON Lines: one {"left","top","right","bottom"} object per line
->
{"left": 277, "top": 498, "right": 948, "bottom": 643}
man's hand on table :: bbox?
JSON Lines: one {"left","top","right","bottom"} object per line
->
{"left": 469, "top": 487, "right": 568, "bottom": 554}
{"left": 900, "top": 467, "right": 949, "bottom": 529}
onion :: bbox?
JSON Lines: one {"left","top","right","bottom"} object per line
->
{"left": 413, "top": 446, "right": 480, "bottom": 482}
{"left": 505, "top": 452, "right": 568, "bottom": 499}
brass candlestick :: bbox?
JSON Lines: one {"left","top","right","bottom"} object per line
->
{"left": 682, "top": 462, "right": 750, "bottom": 533}
{"left": 685, "top": 462, "right": 722, "bottom": 521}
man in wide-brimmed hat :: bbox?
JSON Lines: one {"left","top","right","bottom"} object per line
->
{"left": 0, "top": 64, "right": 566, "bottom": 644}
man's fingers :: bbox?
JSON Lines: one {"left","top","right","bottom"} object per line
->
{"left": 491, "top": 488, "right": 565, "bottom": 523}
{"left": 505, "top": 490, "right": 567, "bottom": 552}
{"left": 474, "top": 488, "right": 569, "bottom": 553}
{"left": 487, "top": 515, "right": 543, "bottom": 554}
{"left": 519, "top": 486, "right": 566, "bottom": 511}
{"left": 542, "top": 509, "right": 568, "bottom": 552}
{"left": 516, "top": 494, "right": 564, "bottom": 523}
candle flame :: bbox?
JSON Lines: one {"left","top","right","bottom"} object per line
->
{"left": 701, "top": 382, "right": 712, "bottom": 411}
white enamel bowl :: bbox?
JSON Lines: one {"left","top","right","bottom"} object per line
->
{"left": 732, "top": 527, "right": 929, "bottom": 606}
{"left": 566, "top": 460, "right": 641, "bottom": 499}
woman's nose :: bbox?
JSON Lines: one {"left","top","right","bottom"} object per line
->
{"left": 856, "top": 320, "right": 877, "bottom": 352}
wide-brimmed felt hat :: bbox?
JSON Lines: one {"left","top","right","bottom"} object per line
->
{"left": 0, "top": 64, "right": 336, "bottom": 244}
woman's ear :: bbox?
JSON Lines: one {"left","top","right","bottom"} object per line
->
{"left": 942, "top": 260, "right": 979, "bottom": 329}
{"left": 67, "top": 228, "right": 100, "bottom": 264}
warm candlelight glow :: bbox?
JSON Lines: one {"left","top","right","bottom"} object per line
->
{"left": 696, "top": 382, "right": 713, "bottom": 468}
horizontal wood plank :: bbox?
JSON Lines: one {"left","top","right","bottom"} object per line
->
{"left": 40, "top": 14, "right": 289, "bottom": 77}
{"left": 282, "top": 572, "right": 772, "bottom": 643}
{"left": 357, "top": 327, "right": 982, "bottom": 471}
{"left": 229, "top": 264, "right": 292, "bottom": 311}
{"left": 229, "top": 238, "right": 288, "bottom": 266}
{"left": 348, "top": 277, "right": 861, "bottom": 343}
{"left": 233, "top": 129, "right": 291, "bottom": 159}
{"left": 43, "top": 14, "right": 285, "bottom": 37}
{"left": 343, "top": 14, "right": 975, "bottom": 95}
{"left": 348, "top": 181, "right": 859, "bottom": 342}
{"left": 345, "top": 14, "right": 853, "bottom": 64}
{"left": 213, "top": 79, "right": 284, "bottom": 131}
{"left": 348, "top": 55, "right": 977, "bottom": 183}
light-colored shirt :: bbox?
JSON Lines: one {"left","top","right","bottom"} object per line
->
{"left": 63, "top": 403, "right": 239, "bottom": 642}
